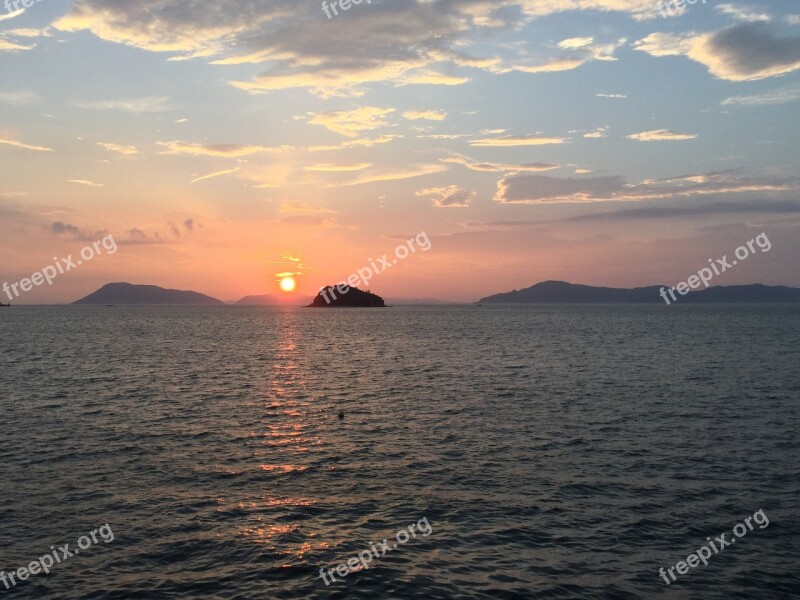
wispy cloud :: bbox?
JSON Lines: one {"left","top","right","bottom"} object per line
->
{"left": 583, "top": 126, "right": 609, "bottom": 139}
{"left": 402, "top": 110, "right": 447, "bottom": 121}
{"left": 470, "top": 134, "right": 565, "bottom": 147}
{"left": 336, "top": 164, "right": 446, "bottom": 187}
{"left": 306, "top": 135, "right": 400, "bottom": 151}
{"left": 75, "top": 97, "right": 172, "bottom": 112}
{"left": 307, "top": 107, "right": 395, "bottom": 137}
{"left": 68, "top": 179, "right": 103, "bottom": 187}
{"left": 502, "top": 37, "right": 626, "bottom": 74}
{"left": 442, "top": 155, "right": 559, "bottom": 173}
{"left": 0, "top": 137, "right": 53, "bottom": 152}
{"left": 722, "top": 85, "right": 800, "bottom": 106}
{"left": 715, "top": 3, "right": 770, "bottom": 22}
{"left": 0, "top": 38, "right": 33, "bottom": 51}
{"left": 417, "top": 185, "right": 475, "bottom": 208}
{"left": 158, "top": 141, "right": 284, "bottom": 157}
{"left": 628, "top": 129, "right": 697, "bottom": 141}
{"left": 303, "top": 163, "right": 372, "bottom": 172}
{"left": 0, "top": 8, "right": 25, "bottom": 22}
{"left": 190, "top": 166, "right": 240, "bottom": 183}
{"left": 98, "top": 142, "right": 140, "bottom": 156}
{"left": 0, "top": 90, "right": 39, "bottom": 105}
{"left": 495, "top": 170, "right": 799, "bottom": 204}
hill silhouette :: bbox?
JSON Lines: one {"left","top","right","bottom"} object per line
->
{"left": 308, "top": 286, "right": 386, "bottom": 307}
{"left": 480, "top": 281, "right": 800, "bottom": 304}
{"left": 74, "top": 283, "right": 224, "bottom": 305}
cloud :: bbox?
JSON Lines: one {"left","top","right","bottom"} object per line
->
{"left": 721, "top": 85, "right": 800, "bottom": 106}
{"left": 470, "top": 134, "right": 565, "bottom": 147}
{"left": 402, "top": 110, "right": 448, "bottom": 121}
{"left": 583, "top": 126, "right": 609, "bottom": 139}
{"left": 494, "top": 170, "right": 800, "bottom": 204}
{"left": 51, "top": 221, "right": 80, "bottom": 235}
{"left": 442, "top": 155, "right": 559, "bottom": 173}
{"left": 417, "top": 133, "right": 469, "bottom": 141}
{"left": 0, "top": 137, "right": 53, "bottom": 152}
{"left": 417, "top": 185, "right": 475, "bottom": 208}
{"left": 501, "top": 36, "right": 626, "bottom": 74}
{"left": 190, "top": 166, "right": 240, "bottom": 183}
{"left": 715, "top": 3, "right": 770, "bottom": 22}
{"left": 98, "top": 142, "right": 140, "bottom": 155}
{"left": 305, "top": 135, "right": 400, "bottom": 151}
{"left": 158, "top": 141, "right": 282, "bottom": 157}
{"left": 124, "top": 228, "right": 164, "bottom": 245}
{"left": 307, "top": 107, "right": 395, "bottom": 137}
{"left": 597, "top": 92, "right": 626, "bottom": 98}
{"left": 496, "top": 174, "right": 625, "bottom": 204}
{"left": 184, "top": 218, "right": 194, "bottom": 231}
{"left": 303, "top": 163, "right": 372, "bottom": 172}
{"left": 565, "top": 200, "right": 800, "bottom": 222}
{"left": 628, "top": 129, "right": 697, "bottom": 141}
{"left": 0, "top": 8, "right": 25, "bottom": 22}
{"left": 0, "top": 90, "right": 39, "bottom": 105}
{"left": 74, "top": 96, "right": 172, "bottom": 112}
{"left": 52, "top": 0, "right": 661, "bottom": 96}
{"left": 335, "top": 164, "right": 446, "bottom": 187}
{"left": 68, "top": 179, "right": 104, "bottom": 187}
{"left": 635, "top": 22, "right": 800, "bottom": 81}
{"left": 0, "top": 38, "right": 34, "bottom": 51}
{"left": 50, "top": 221, "right": 107, "bottom": 240}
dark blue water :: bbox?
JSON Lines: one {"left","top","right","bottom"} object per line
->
{"left": 1, "top": 305, "right": 798, "bottom": 599}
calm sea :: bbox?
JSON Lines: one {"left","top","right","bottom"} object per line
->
{"left": 1, "top": 305, "right": 798, "bottom": 599}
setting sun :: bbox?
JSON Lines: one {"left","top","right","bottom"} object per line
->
{"left": 279, "top": 277, "right": 296, "bottom": 293}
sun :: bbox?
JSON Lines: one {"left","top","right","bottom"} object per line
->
{"left": 279, "top": 276, "right": 296, "bottom": 293}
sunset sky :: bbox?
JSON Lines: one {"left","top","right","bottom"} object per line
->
{"left": 2, "top": 0, "right": 799, "bottom": 303}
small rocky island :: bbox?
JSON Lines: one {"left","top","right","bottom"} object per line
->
{"left": 308, "top": 285, "right": 386, "bottom": 307}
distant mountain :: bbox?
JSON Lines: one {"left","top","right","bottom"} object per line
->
{"left": 308, "top": 285, "right": 386, "bottom": 307}
{"left": 236, "top": 294, "right": 314, "bottom": 306}
{"left": 74, "top": 283, "right": 224, "bottom": 305}
{"left": 479, "top": 281, "right": 800, "bottom": 304}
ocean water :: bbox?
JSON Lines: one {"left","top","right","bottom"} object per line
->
{"left": 1, "top": 305, "right": 798, "bottom": 599}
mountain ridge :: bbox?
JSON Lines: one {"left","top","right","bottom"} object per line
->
{"left": 479, "top": 280, "right": 800, "bottom": 304}
{"left": 74, "top": 283, "right": 224, "bottom": 305}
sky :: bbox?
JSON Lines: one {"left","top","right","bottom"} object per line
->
{"left": 1, "top": 0, "right": 799, "bottom": 303}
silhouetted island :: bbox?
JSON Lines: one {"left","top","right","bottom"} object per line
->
{"left": 74, "top": 283, "right": 224, "bottom": 305}
{"left": 308, "top": 285, "right": 386, "bottom": 307}
{"left": 480, "top": 281, "right": 800, "bottom": 304}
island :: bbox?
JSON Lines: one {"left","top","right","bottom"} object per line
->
{"left": 308, "top": 285, "right": 386, "bottom": 307}
{"left": 73, "top": 283, "right": 224, "bottom": 305}
{"left": 479, "top": 280, "right": 800, "bottom": 304}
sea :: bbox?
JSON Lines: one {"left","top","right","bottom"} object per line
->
{"left": 1, "top": 305, "right": 798, "bottom": 599}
